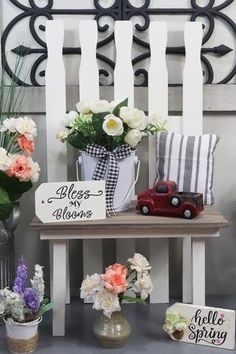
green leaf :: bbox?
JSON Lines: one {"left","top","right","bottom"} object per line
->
{"left": 113, "top": 98, "right": 128, "bottom": 117}
{"left": 0, "top": 203, "right": 13, "bottom": 220}
{"left": 0, "top": 171, "right": 32, "bottom": 202}
{"left": 0, "top": 186, "right": 11, "bottom": 204}
{"left": 40, "top": 302, "right": 53, "bottom": 316}
{"left": 67, "top": 133, "right": 88, "bottom": 150}
{"left": 122, "top": 295, "right": 146, "bottom": 304}
{"left": 92, "top": 112, "right": 110, "bottom": 134}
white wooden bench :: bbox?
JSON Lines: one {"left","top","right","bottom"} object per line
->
{"left": 32, "top": 19, "right": 228, "bottom": 335}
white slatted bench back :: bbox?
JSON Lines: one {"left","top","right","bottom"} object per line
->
{"left": 148, "top": 21, "right": 203, "bottom": 303}
{"left": 45, "top": 20, "right": 203, "bottom": 304}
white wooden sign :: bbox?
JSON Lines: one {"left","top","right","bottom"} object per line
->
{"left": 35, "top": 181, "right": 106, "bottom": 223}
{"left": 165, "top": 303, "right": 235, "bottom": 350}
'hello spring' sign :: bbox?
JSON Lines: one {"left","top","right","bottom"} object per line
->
{"left": 165, "top": 303, "right": 235, "bottom": 350}
{"left": 35, "top": 181, "right": 106, "bottom": 223}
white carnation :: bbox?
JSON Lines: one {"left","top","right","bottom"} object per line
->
{"left": 148, "top": 114, "right": 161, "bottom": 127}
{"left": 93, "top": 289, "right": 121, "bottom": 319}
{"left": 56, "top": 129, "right": 69, "bottom": 142}
{"left": 28, "top": 157, "right": 40, "bottom": 182}
{"left": 64, "top": 111, "right": 79, "bottom": 126}
{"left": 175, "top": 322, "right": 187, "bottom": 331}
{"left": 102, "top": 114, "right": 124, "bottom": 136}
{"left": 128, "top": 253, "right": 151, "bottom": 274}
{"left": 91, "top": 100, "right": 110, "bottom": 114}
{"left": 0, "top": 117, "right": 17, "bottom": 133}
{"left": 0, "top": 147, "right": 12, "bottom": 171}
{"left": 120, "top": 107, "right": 146, "bottom": 129}
{"left": 133, "top": 273, "right": 153, "bottom": 300}
{"left": 80, "top": 273, "right": 102, "bottom": 300}
{"left": 76, "top": 101, "right": 91, "bottom": 114}
{"left": 124, "top": 129, "right": 142, "bottom": 148}
{"left": 15, "top": 116, "right": 37, "bottom": 139}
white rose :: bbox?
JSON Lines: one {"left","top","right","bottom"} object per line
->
{"left": 76, "top": 101, "right": 91, "bottom": 114}
{"left": 175, "top": 322, "right": 187, "bottom": 331}
{"left": 102, "top": 114, "right": 124, "bottom": 136}
{"left": 93, "top": 289, "right": 121, "bottom": 319}
{"left": 0, "top": 117, "right": 17, "bottom": 133}
{"left": 148, "top": 114, "right": 161, "bottom": 127}
{"left": 64, "top": 111, "right": 79, "bottom": 126}
{"left": 124, "top": 129, "right": 142, "bottom": 148}
{"left": 15, "top": 116, "right": 37, "bottom": 139}
{"left": 120, "top": 107, "right": 146, "bottom": 129}
{"left": 80, "top": 273, "right": 102, "bottom": 300}
{"left": 28, "top": 157, "right": 40, "bottom": 182}
{"left": 128, "top": 253, "right": 151, "bottom": 274}
{"left": 56, "top": 129, "right": 70, "bottom": 142}
{"left": 0, "top": 148, "right": 12, "bottom": 171}
{"left": 91, "top": 100, "right": 110, "bottom": 114}
{"left": 133, "top": 273, "right": 153, "bottom": 300}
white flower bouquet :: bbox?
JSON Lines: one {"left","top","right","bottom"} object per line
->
{"left": 163, "top": 310, "right": 188, "bottom": 340}
{"left": 57, "top": 98, "right": 166, "bottom": 151}
{"left": 80, "top": 253, "right": 153, "bottom": 318}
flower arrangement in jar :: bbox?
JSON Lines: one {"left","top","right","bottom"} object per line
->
{"left": 80, "top": 253, "right": 153, "bottom": 348}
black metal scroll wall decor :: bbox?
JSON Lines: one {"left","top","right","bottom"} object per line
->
{"left": 1, "top": 0, "right": 236, "bottom": 86}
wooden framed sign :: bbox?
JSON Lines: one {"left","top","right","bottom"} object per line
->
{"left": 164, "top": 303, "right": 235, "bottom": 350}
{"left": 35, "top": 181, "right": 106, "bottom": 223}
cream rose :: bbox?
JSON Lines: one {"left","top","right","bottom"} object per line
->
{"left": 91, "top": 100, "right": 110, "bottom": 114}
{"left": 120, "top": 107, "right": 146, "bottom": 129}
{"left": 148, "top": 114, "right": 161, "bottom": 127}
{"left": 109, "top": 100, "right": 119, "bottom": 113}
{"left": 102, "top": 114, "right": 124, "bottom": 136}
{"left": 76, "top": 100, "right": 91, "bottom": 114}
{"left": 0, "top": 147, "right": 12, "bottom": 171}
{"left": 80, "top": 273, "right": 102, "bottom": 300}
{"left": 56, "top": 129, "right": 70, "bottom": 142}
{"left": 15, "top": 116, "right": 37, "bottom": 139}
{"left": 124, "top": 129, "right": 142, "bottom": 148}
{"left": 128, "top": 253, "right": 151, "bottom": 274}
{"left": 93, "top": 288, "right": 121, "bottom": 318}
{"left": 133, "top": 273, "right": 153, "bottom": 300}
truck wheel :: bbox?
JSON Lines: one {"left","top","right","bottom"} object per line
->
{"left": 171, "top": 196, "right": 180, "bottom": 207}
{"left": 183, "top": 209, "right": 193, "bottom": 219}
{"left": 141, "top": 205, "right": 150, "bottom": 215}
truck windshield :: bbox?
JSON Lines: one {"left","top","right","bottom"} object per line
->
{"left": 156, "top": 185, "right": 168, "bottom": 193}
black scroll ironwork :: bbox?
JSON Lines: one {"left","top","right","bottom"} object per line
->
{"left": 1, "top": 0, "right": 236, "bottom": 86}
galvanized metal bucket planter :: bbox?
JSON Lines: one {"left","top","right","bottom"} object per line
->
{"left": 0, "top": 204, "right": 20, "bottom": 289}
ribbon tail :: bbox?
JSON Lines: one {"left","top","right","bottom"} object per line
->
{"left": 105, "top": 154, "right": 119, "bottom": 215}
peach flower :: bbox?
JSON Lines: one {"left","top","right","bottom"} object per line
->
{"left": 101, "top": 263, "right": 128, "bottom": 294}
{"left": 18, "top": 135, "right": 35, "bottom": 154}
{"left": 6, "top": 155, "right": 31, "bottom": 182}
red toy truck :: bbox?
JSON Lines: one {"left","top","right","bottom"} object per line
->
{"left": 136, "top": 181, "right": 204, "bottom": 219}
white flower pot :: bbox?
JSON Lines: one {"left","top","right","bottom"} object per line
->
{"left": 77, "top": 150, "right": 140, "bottom": 212}
{"left": 4, "top": 317, "right": 42, "bottom": 354}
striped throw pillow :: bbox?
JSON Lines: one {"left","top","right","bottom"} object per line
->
{"left": 156, "top": 132, "right": 219, "bottom": 205}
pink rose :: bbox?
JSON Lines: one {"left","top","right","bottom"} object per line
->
{"left": 17, "top": 135, "right": 35, "bottom": 154}
{"left": 101, "top": 263, "right": 128, "bottom": 294}
{"left": 6, "top": 155, "right": 31, "bottom": 181}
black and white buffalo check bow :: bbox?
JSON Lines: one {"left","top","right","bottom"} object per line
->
{"left": 85, "top": 144, "right": 133, "bottom": 215}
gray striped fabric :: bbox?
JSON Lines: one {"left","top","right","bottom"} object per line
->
{"left": 156, "top": 132, "right": 219, "bottom": 205}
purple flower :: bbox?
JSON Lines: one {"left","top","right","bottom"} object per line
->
{"left": 24, "top": 288, "right": 40, "bottom": 312}
{"left": 13, "top": 258, "right": 28, "bottom": 294}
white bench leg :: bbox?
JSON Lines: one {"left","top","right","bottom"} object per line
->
{"left": 182, "top": 237, "right": 193, "bottom": 303}
{"left": 52, "top": 240, "right": 66, "bottom": 336}
{"left": 192, "top": 238, "right": 205, "bottom": 305}
{"left": 83, "top": 240, "right": 103, "bottom": 303}
{"left": 66, "top": 241, "right": 70, "bottom": 304}
{"left": 150, "top": 239, "right": 169, "bottom": 303}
